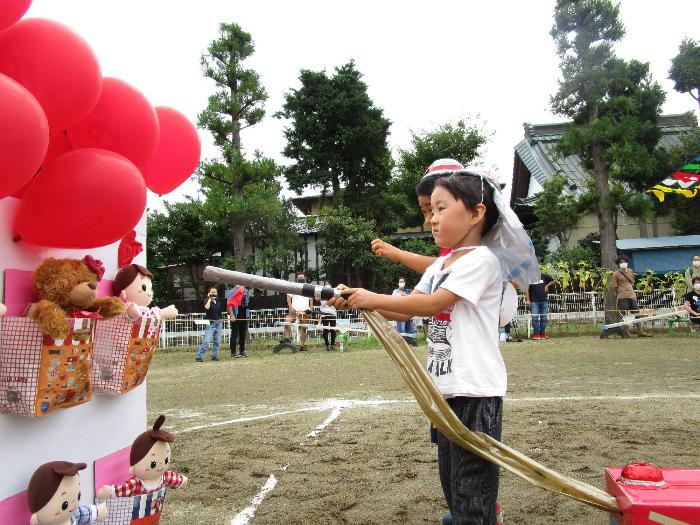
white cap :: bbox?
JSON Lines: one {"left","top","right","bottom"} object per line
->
{"left": 422, "top": 158, "right": 465, "bottom": 179}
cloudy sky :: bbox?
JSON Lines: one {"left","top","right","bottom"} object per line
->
{"left": 27, "top": 0, "right": 700, "bottom": 210}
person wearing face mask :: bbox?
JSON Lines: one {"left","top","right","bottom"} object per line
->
{"left": 196, "top": 287, "right": 225, "bottom": 362}
{"left": 284, "top": 273, "right": 313, "bottom": 352}
{"left": 684, "top": 255, "right": 700, "bottom": 292}
{"left": 319, "top": 280, "right": 338, "bottom": 350}
{"left": 683, "top": 277, "right": 700, "bottom": 333}
{"left": 392, "top": 277, "right": 417, "bottom": 346}
{"left": 612, "top": 256, "right": 651, "bottom": 337}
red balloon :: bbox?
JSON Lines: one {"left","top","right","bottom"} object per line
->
{"left": 69, "top": 77, "right": 160, "bottom": 172}
{"left": 44, "top": 129, "right": 74, "bottom": 162}
{"left": 0, "top": 73, "right": 49, "bottom": 199}
{"left": 144, "top": 107, "right": 201, "bottom": 195}
{"left": 0, "top": 18, "right": 102, "bottom": 129}
{"left": 11, "top": 130, "right": 72, "bottom": 199}
{"left": 15, "top": 149, "right": 146, "bottom": 248}
{"left": 0, "top": 0, "right": 32, "bottom": 31}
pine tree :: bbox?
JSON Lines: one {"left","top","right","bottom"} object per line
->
{"left": 197, "top": 23, "right": 271, "bottom": 271}
{"left": 550, "top": 0, "right": 665, "bottom": 268}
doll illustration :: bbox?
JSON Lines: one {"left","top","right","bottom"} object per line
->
{"left": 28, "top": 461, "right": 108, "bottom": 525}
{"left": 97, "top": 415, "right": 187, "bottom": 498}
{"left": 113, "top": 265, "right": 177, "bottom": 337}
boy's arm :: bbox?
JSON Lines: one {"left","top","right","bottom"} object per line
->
{"left": 371, "top": 239, "right": 436, "bottom": 274}
{"left": 345, "top": 288, "right": 458, "bottom": 318}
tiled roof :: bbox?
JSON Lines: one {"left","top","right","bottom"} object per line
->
{"left": 616, "top": 235, "right": 700, "bottom": 250}
{"left": 516, "top": 113, "right": 697, "bottom": 196}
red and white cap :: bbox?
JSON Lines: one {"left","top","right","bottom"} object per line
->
{"left": 422, "top": 158, "right": 465, "bottom": 179}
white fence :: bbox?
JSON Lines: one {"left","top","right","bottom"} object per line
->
{"left": 158, "top": 308, "right": 368, "bottom": 349}
{"left": 158, "top": 290, "right": 689, "bottom": 349}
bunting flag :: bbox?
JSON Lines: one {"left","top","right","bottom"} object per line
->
{"left": 646, "top": 156, "right": 700, "bottom": 202}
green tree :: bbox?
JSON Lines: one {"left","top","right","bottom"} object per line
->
{"left": 550, "top": 0, "right": 665, "bottom": 268}
{"left": 147, "top": 200, "right": 230, "bottom": 301}
{"left": 198, "top": 22, "right": 269, "bottom": 271}
{"left": 533, "top": 174, "right": 582, "bottom": 247}
{"left": 277, "top": 61, "right": 394, "bottom": 229}
{"left": 669, "top": 38, "right": 700, "bottom": 109}
{"left": 316, "top": 205, "right": 377, "bottom": 287}
{"left": 392, "top": 119, "right": 489, "bottom": 227}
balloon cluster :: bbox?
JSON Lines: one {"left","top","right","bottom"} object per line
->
{"left": 0, "top": 2, "right": 201, "bottom": 249}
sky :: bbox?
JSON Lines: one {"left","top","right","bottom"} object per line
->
{"left": 26, "top": 0, "right": 700, "bottom": 211}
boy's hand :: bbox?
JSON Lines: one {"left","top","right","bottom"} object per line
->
{"left": 327, "top": 284, "right": 350, "bottom": 309}
{"left": 345, "top": 288, "right": 379, "bottom": 310}
{"left": 371, "top": 238, "right": 401, "bottom": 263}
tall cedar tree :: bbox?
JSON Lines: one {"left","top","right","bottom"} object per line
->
{"left": 197, "top": 23, "right": 270, "bottom": 271}
{"left": 550, "top": 0, "right": 665, "bottom": 268}
{"left": 277, "top": 61, "right": 394, "bottom": 230}
{"left": 669, "top": 38, "right": 700, "bottom": 109}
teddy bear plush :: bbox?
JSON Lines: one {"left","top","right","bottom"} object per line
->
{"left": 29, "top": 256, "right": 125, "bottom": 339}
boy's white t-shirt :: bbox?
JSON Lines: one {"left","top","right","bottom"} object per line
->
{"left": 415, "top": 246, "right": 507, "bottom": 398}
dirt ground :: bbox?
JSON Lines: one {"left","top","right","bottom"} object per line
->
{"left": 147, "top": 335, "right": 700, "bottom": 524}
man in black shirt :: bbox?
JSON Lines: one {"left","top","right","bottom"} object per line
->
{"left": 526, "top": 273, "right": 556, "bottom": 340}
{"left": 683, "top": 277, "right": 700, "bottom": 333}
{"left": 196, "top": 287, "right": 224, "bottom": 362}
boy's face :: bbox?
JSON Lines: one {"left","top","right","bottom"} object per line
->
{"left": 417, "top": 194, "right": 432, "bottom": 224}
{"left": 430, "top": 186, "right": 483, "bottom": 248}
{"left": 132, "top": 441, "right": 171, "bottom": 482}
{"left": 32, "top": 474, "right": 81, "bottom": 525}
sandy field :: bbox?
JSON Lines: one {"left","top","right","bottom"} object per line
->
{"left": 146, "top": 334, "right": 700, "bottom": 524}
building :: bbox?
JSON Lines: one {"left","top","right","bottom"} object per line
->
{"left": 510, "top": 113, "right": 697, "bottom": 247}
{"left": 616, "top": 235, "right": 700, "bottom": 274}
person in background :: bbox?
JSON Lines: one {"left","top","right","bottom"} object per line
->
{"left": 392, "top": 276, "right": 417, "bottom": 346}
{"left": 612, "top": 256, "right": 651, "bottom": 337}
{"left": 685, "top": 255, "right": 700, "bottom": 292}
{"left": 683, "top": 276, "right": 700, "bottom": 333}
{"left": 320, "top": 280, "right": 338, "bottom": 351}
{"left": 195, "top": 287, "right": 224, "bottom": 362}
{"left": 525, "top": 274, "right": 556, "bottom": 340}
{"left": 284, "top": 273, "right": 313, "bottom": 352}
{"left": 227, "top": 286, "right": 250, "bottom": 358}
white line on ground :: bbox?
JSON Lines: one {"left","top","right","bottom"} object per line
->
{"left": 307, "top": 405, "right": 345, "bottom": 438}
{"left": 230, "top": 465, "right": 288, "bottom": 525}
{"left": 507, "top": 394, "right": 700, "bottom": 402}
{"left": 228, "top": 399, "right": 408, "bottom": 524}
{"left": 179, "top": 407, "right": 324, "bottom": 434}
{"left": 180, "top": 394, "right": 700, "bottom": 434}
{"left": 178, "top": 398, "right": 413, "bottom": 434}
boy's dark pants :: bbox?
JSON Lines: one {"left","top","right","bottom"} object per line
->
{"left": 438, "top": 396, "right": 502, "bottom": 525}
